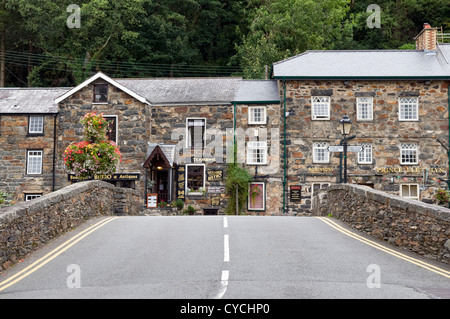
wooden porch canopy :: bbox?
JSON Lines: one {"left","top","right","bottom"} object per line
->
{"left": 143, "top": 145, "right": 173, "bottom": 168}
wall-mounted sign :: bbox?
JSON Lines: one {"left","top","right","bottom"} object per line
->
{"left": 307, "top": 167, "right": 335, "bottom": 174}
{"left": 176, "top": 165, "right": 186, "bottom": 200}
{"left": 211, "top": 196, "right": 221, "bottom": 206}
{"left": 207, "top": 170, "right": 223, "bottom": 182}
{"left": 193, "top": 157, "right": 218, "bottom": 163}
{"left": 375, "top": 167, "right": 447, "bottom": 174}
{"left": 147, "top": 194, "right": 158, "bottom": 208}
{"left": 68, "top": 173, "right": 140, "bottom": 181}
{"left": 290, "top": 185, "right": 301, "bottom": 202}
{"left": 208, "top": 186, "right": 225, "bottom": 194}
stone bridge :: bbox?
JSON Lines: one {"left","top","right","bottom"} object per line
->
{"left": 312, "top": 184, "right": 450, "bottom": 264}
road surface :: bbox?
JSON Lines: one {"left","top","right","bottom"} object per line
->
{"left": 1, "top": 216, "right": 450, "bottom": 300}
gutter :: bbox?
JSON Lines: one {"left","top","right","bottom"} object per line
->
{"left": 283, "top": 78, "right": 287, "bottom": 214}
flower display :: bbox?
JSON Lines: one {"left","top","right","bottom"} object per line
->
{"left": 64, "top": 112, "right": 121, "bottom": 179}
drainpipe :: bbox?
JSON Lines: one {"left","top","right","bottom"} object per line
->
{"left": 447, "top": 86, "right": 450, "bottom": 192}
{"left": 283, "top": 78, "right": 287, "bottom": 214}
{"left": 52, "top": 114, "right": 57, "bottom": 192}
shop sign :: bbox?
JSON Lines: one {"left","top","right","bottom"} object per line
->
{"left": 375, "top": 167, "right": 447, "bottom": 174}
{"left": 290, "top": 185, "right": 301, "bottom": 202}
{"left": 207, "top": 170, "right": 223, "bottom": 182}
{"left": 68, "top": 173, "right": 140, "bottom": 181}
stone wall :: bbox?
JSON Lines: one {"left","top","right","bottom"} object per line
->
{"left": 0, "top": 180, "right": 141, "bottom": 271}
{"left": 0, "top": 114, "right": 57, "bottom": 204}
{"left": 312, "top": 184, "right": 450, "bottom": 264}
{"left": 55, "top": 79, "right": 150, "bottom": 197}
{"left": 282, "top": 79, "right": 449, "bottom": 215}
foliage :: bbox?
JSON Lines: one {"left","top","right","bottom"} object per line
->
{"left": 0, "top": 190, "right": 12, "bottom": 208}
{"left": 225, "top": 162, "right": 252, "bottom": 215}
{"left": 158, "top": 200, "right": 168, "bottom": 208}
{"left": 174, "top": 198, "right": 184, "bottom": 211}
{"left": 184, "top": 205, "right": 196, "bottom": 215}
{"left": 63, "top": 112, "right": 121, "bottom": 179}
{"left": 435, "top": 189, "right": 450, "bottom": 205}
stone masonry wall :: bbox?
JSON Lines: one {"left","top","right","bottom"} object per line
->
{"left": 312, "top": 184, "right": 450, "bottom": 264}
{"left": 283, "top": 80, "right": 449, "bottom": 215}
{"left": 0, "top": 180, "right": 141, "bottom": 271}
{"left": 55, "top": 79, "right": 150, "bottom": 199}
{"left": 0, "top": 114, "right": 56, "bottom": 204}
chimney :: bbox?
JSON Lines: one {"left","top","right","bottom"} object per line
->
{"left": 415, "top": 23, "right": 437, "bottom": 53}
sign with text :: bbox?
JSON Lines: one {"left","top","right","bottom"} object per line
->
{"left": 290, "top": 185, "right": 301, "bottom": 202}
{"left": 207, "top": 170, "right": 223, "bottom": 182}
{"left": 68, "top": 173, "right": 140, "bottom": 182}
{"left": 176, "top": 165, "right": 186, "bottom": 200}
{"left": 147, "top": 194, "right": 158, "bottom": 208}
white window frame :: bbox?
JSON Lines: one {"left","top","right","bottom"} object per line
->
{"left": 28, "top": 116, "right": 44, "bottom": 135}
{"left": 358, "top": 143, "right": 373, "bottom": 164}
{"left": 400, "top": 184, "right": 419, "bottom": 200}
{"left": 103, "top": 115, "right": 118, "bottom": 144}
{"left": 25, "top": 194, "right": 42, "bottom": 201}
{"left": 27, "top": 150, "right": 43, "bottom": 175}
{"left": 311, "top": 183, "right": 330, "bottom": 198}
{"left": 248, "top": 106, "right": 267, "bottom": 125}
{"left": 398, "top": 97, "right": 419, "bottom": 121}
{"left": 400, "top": 143, "right": 418, "bottom": 165}
{"left": 185, "top": 164, "right": 206, "bottom": 196}
{"left": 313, "top": 142, "right": 330, "bottom": 163}
{"left": 356, "top": 97, "right": 373, "bottom": 121}
{"left": 247, "top": 141, "right": 267, "bottom": 165}
{"left": 311, "top": 96, "right": 330, "bottom": 120}
{"left": 186, "top": 118, "right": 206, "bottom": 148}
{"left": 248, "top": 182, "right": 266, "bottom": 211}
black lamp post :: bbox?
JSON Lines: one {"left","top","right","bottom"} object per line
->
{"left": 339, "top": 114, "right": 352, "bottom": 183}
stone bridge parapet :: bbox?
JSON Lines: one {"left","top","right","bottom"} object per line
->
{"left": 312, "top": 184, "right": 450, "bottom": 264}
{"left": 0, "top": 181, "right": 141, "bottom": 271}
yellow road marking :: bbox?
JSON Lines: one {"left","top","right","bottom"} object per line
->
{"left": 316, "top": 217, "right": 450, "bottom": 279}
{"left": 0, "top": 216, "right": 118, "bottom": 293}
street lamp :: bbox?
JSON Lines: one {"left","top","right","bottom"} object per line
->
{"left": 339, "top": 115, "right": 352, "bottom": 183}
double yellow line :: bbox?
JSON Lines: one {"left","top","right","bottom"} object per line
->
{"left": 0, "top": 217, "right": 118, "bottom": 293}
{"left": 316, "top": 217, "right": 450, "bottom": 279}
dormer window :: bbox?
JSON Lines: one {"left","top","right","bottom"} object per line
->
{"left": 93, "top": 84, "right": 108, "bottom": 103}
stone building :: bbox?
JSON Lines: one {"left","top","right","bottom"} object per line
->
{"left": 0, "top": 23, "right": 449, "bottom": 215}
{"left": 273, "top": 24, "right": 450, "bottom": 214}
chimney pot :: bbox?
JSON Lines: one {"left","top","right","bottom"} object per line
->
{"left": 424, "top": 23, "right": 431, "bottom": 29}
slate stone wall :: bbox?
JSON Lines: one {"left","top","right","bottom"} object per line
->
{"left": 312, "top": 184, "right": 450, "bottom": 264}
{"left": 0, "top": 180, "right": 141, "bottom": 271}
{"left": 0, "top": 114, "right": 56, "bottom": 204}
{"left": 55, "top": 79, "right": 150, "bottom": 200}
{"left": 282, "top": 79, "right": 450, "bottom": 215}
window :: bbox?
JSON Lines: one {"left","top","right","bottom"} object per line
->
{"left": 311, "top": 183, "right": 330, "bottom": 198}
{"left": 313, "top": 143, "right": 329, "bottom": 163}
{"left": 400, "top": 184, "right": 419, "bottom": 200}
{"left": 248, "top": 107, "right": 267, "bottom": 124}
{"left": 399, "top": 97, "right": 418, "bottom": 121}
{"left": 248, "top": 182, "right": 265, "bottom": 211}
{"left": 27, "top": 150, "right": 43, "bottom": 175}
{"left": 187, "top": 118, "right": 206, "bottom": 149}
{"left": 103, "top": 115, "right": 118, "bottom": 144}
{"left": 186, "top": 164, "right": 205, "bottom": 195}
{"left": 311, "top": 96, "right": 330, "bottom": 120}
{"left": 358, "top": 144, "right": 373, "bottom": 164}
{"left": 400, "top": 143, "right": 418, "bottom": 165}
{"left": 25, "top": 194, "right": 42, "bottom": 201}
{"left": 357, "top": 97, "right": 373, "bottom": 121}
{"left": 247, "top": 141, "right": 267, "bottom": 165}
{"left": 93, "top": 84, "right": 108, "bottom": 103}
{"left": 28, "top": 116, "right": 44, "bottom": 135}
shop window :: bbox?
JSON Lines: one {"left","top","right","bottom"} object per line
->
{"left": 248, "top": 182, "right": 265, "bottom": 211}
{"left": 186, "top": 164, "right": 205, "bottom": 195}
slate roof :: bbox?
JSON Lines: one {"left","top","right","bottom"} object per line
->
{"left": 146, "top": 143, "right": 176, "bottom": 167}
{"left": 116, "top": 77, "right": 242, "bottom": 106}
{"left": 0, "top": 87, "right": 70, "bottom": 114}
{"left": 273, "top": 44, "right": 450, "bottom": 79}
{"left": 234, "top": 80, "right": 280, "bottom": 103}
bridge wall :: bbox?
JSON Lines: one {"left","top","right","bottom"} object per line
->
{"left": 0, "top": 180, "right": 141, "bottom": 271}
{"left": 312, "top": 184, "right": 450, "bottom": 264}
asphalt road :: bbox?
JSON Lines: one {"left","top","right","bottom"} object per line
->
{"left": 1, "top": 216, "right": 450, "bottom": 300}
